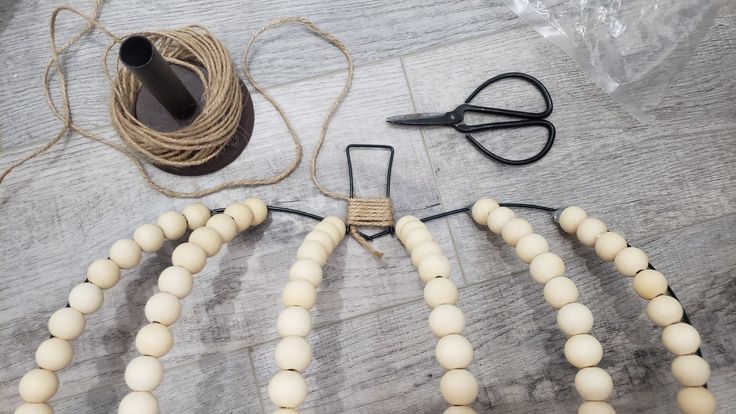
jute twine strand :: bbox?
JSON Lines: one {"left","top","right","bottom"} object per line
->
{"left": 346, "top": 197, "right": 394, "bottom": 257}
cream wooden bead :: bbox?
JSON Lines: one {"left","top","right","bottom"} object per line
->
{"left": 418, "top": 254, "right": 451, "bottom": 283}
{"left": 646, "top": 295, "right": 683, "bottom": 327}
{"left": 578, "top": 401, "right": 615, "bottom": 414}
{"left": 86, "top": 258, "right": 121, "bottom": 289}
{"left": 189, "top": 227, "right": 223, "bottom": 257}
{"left": 576, "top": 218, "right": 607, "bottom": 247}
{"left": 404, "top": 227, "right": 433, "bottom": 251}
{"left": 18, "top": 369, "right": 58, "bottom": 403}
{"left": 119, "top": 391, "right": 159, "bottom": 414}
{"left": 277, "top": 306, "right": 312, "bottom": 337}
{"left": 677, "top": 387, "right": 716, "bottom": 414}
{"left": 323, "top": 216, "right": 347, "bottom": 236}
{"left": 269, "top": 370, "right": 307, "bottom": 408}
{"left": 14, "top": 403, "right": 53, "bottom": 414}
{"left": 157, "top": 211, "right": 188, "bottom": 240}
{"left": 471, "top": 198, "right": 499, "bottom": 225}
{"left": 35, "top": 338, "right": 73, "bottom": 371}
{"left": 529, "top": 252, "right": 565, "bottom": 285}
{"left": 272, "top": 410, "right": 299, "bottom": 414}
{"left": 574, "top": 367, "right": 613, "bottom": 401}
{"left": 124, "top": 356, "right": 163, "bottom": 391}
{"left": 558, "top": 206, "right": 588, "bottom": 235}
{"left": 68, "top": 282, "right": 103, "bottom": 314}
{"left": 282, "top": 280, "right": 317, "bottom": 310}
{"left": 429, "top": 304, "right": 465, "bottom": 337}
{"left": 133, "top": 224, "right": 165, "bottom": 253}
{"left": 436, "top": 334, "right": 474, "bottom": 369}
{"left": 275, "top": 336, "right": 312, "bottom": 371}
{"left": 501, "top": 218, "right": 533, "bottom": 246}
{"left": 411, "top": 241, "right": 442, "bottom": 268}
{"left": 564, "top": 334, "right": 603, "bottom": 368}
{"left": 633, "top": 269, "right": 668, "bottom": 300}
{"left": 296, "top": 241, "right": 328, "bottom": 266}
{"left": 206, "top": 214, "right": 237, "bottom": 242}
{"left": 314, "top": 221, "right": 342, "bottom": 246}
{"left": 109, "top": 239, "right": 142, "bottom": 269}
{"left": 171, "top": 242, "right": 207, "bottom": 274}
{"left": 224, "top": 202, "right": 254, "bottom": 232}
{"left": 487, "top": 206, "right": 515, "bottom": 234}
{"left": 289, "top": 259, "right": 323, "bottom": 286}
{"left": 662, "top": 323, "right": 701, "bottom": 355}
{"left": 672, "top": 355, "right": 711, "bottom": 387}
{"left": 48, "top": 307, "right": 85, "bottom": 340}
{"left": 243, "top": 197, "right": 268, "bottom": 225}
{"left": 594, "top": 232, "right": 627, "bottom": 261}
{"left": 543, "top": 277, "right": 579, "bottom": 309}
{"left": 399, "top": 220, "right": 426, "bottom": 242}
{"left": 157, "top": 266, "right": 193, "bottom": 298}
{"left": 440, "top": 369, "right": 478, "bottom": 406}
{"left": 395, "top": 215, "right": 420, "bottom": 238}
{"left": 515, "top": 233, "right": 549, "bottom": 263}
{"left": 444, "top": 407, "right": 476, "bottom": 414}
{"left": 135, "top": 323, "right": 174, "bottom": 357}
{"left": 424, "top": 277, "right": 458, "bottom": 308}
{"left": 613, "top": 247, "right": 648, "bottom": 277}
{"left": 182, "top": 203, "right": 211, "bottom": 230}
{"left": 557, "top": 303, "right": 594, "bottom": 336}
{"left": 304, "top": 230, "right": 335, "bottom": 253}
{"left": 144, "top": 292, "right": 181, "bottom": 326}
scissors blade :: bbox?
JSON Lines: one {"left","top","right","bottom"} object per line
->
{"left": 386, "top": 112, "right": 455, "bottom": 126}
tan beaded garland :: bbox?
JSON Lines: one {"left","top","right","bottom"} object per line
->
{"left": 181, "top": 203, "right": 211, "bottom": 230}
{"left": 109, "top": 239, "right": 142, "bottom": 269}
{"left": 86, "top": 258, "right": 121, "bottom": 289}
{"left": 35, "top": 338, "right": 73, "bottom": 372}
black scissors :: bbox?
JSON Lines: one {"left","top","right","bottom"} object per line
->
{"left": 386, "top": 72, "right": 555, "bottom": 165}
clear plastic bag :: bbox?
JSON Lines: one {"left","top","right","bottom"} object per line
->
{"left": 503, "top": 0, "right": 723, "bottom": 121}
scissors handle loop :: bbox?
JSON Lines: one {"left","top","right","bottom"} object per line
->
{"left": 462, "top": 119, "right": 555, "bottom": 166}
{"left": 464, "top": 72, "right": 553, "bottom": 118}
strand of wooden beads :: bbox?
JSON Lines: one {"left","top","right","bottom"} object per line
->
{"left": 268, "top": 216, "right": 346, "bottom": 413}
{"left": 118, "top": 197, "right": 268, "bottom": 414}
{"left": 396, "top": 215, "right": 479, "bottom": 414}
{"left": 556, "top": 206, "right": 716, "bottom": 414}
{"left": 471, "top": 198, "right": 616, "bottom": 414}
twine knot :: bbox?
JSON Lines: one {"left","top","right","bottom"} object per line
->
{"left": 346, "top": 197, "right": 393, "bottom": 257}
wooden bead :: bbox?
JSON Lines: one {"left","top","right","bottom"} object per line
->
{"left": 443, "top": 407, "right": 476, "bottom": 414}
{"left": 429, "top": 304, "right": 465, "bottom": 337}
{"left": 48, "top": 307, "right": 85, "bottom": 340}
{"left": 613, "top": 247, "right": 648, "bottom": 277}
{"left": 243, "top": 197, "right": 268, "bottom": 225}
{"left": 124, "top": 356, "right": 163, "bottom": 392}
{"left": 633, "top": 269, "right": 668, "bottom": 300}
{"left": 323, "top": 216, "right": 347, "bottom": 236}
{"left": 576, "top": 218, "right": 607, "bottom": 247}
{"left": 529, "top": 252, "right": 565, "bottom": 285}
{"left": 182, "top": 203, "right": 211, "bottom": 230}
{"left": 156, "top": 211, "right": 188, "bottom": 240}
{"left": 189, "top": 227, "right": 223, "bottom": 257}
{"left": 304, "top": 230, "right": 335, "bottom": 253}
{"left": 672, "top": 355, "right": 710, "bottom": 387}
{"left": 398, "top": 220, "right": 426, "bottom": 243}
{"left": 404, "top": 227, "right": 433, "bottom": 251}
{"left": 86, "top": 258, "right": 121, "bottom": 289}
{"left": 424, "top": 277, "right": 458, "bottom": 308}
{"left": 646, "top": 295, "right": 683, "bottom": 327}
{"left": 515, "top": 233, "right": 549, "bottom": 263}
{"left": 557, "top": 303, "right": 594, "bottom": 336}
{"left": 558, "top": 206, "right": 588, "bottom": 235}
{"left": 135, "top": 323, "right": 173, "bottom": 357}
{"left": 109, "top": 239, "right": 142, "bottom": 269}
{"left": 157, "top": 266, "right": 193, "bottom": 298}
{"left": 440, "top": 369, "right": 478, "bottom": 406}
{"left": 144, "top": 292, "right": 181, "bottom": 326}
{"left": 676, "top": 387, "right": 716, "bottom": 414}
{"left": 35, "top": 338, "right": 73, "bottom": 371}
{"left": 18, "top": 369, "right": 58, "bottom": 403}
{"left": 662, "top": 323, "right": 701, "bottom": 355}
{"left": 594, "top": 232, "right": 627, "bottom": 262}
{"left": 418, "top": 254, "right": 451, "bottom": 283}
{"left": 282, "top": 280, "right": 317, "bottom": 310}
{"left": 68, "top": 282, "right": 103, "bottom": 314}
{"left": 577, "top": 401, "right": 615, "bottom": 414}
{"left": 395, "top": 215, "right": 420, "bottom": 238}
{"left": 289, "top": 259, "right": 323, "bottom": 286}
{"left": 487, "top": 206, "right": 515, "bottom": 234}
{"left": 277, "top": 306, "right": 312, "bottom": 337}
{"left": 314, "top": 221, "right": 342, "bottom": 246}
{"left": 224, "top": 202, "right": 254, "bottom": 231}
{"left": 133, "top": 224, "right": 165, "bottom": 253}
{"left": 119, "top": 391, "right": 159, "bottom": 414}
{"left": 543, "top": 277, "right": 579, "bottom": 309}
{"left": 574, "top": 367, "right": 613, "bottom": 401}
{"left": 435, "top": 334, "right": 474, "bottom": 369}
{"left": 471, "top": 198, "right": 499, "bottom": 225}
{"left": 296, "top": 241, "right": 328, "bottom": 266}
{"left": 13, "top": 403, "right": 53, "bottom": 414}
{"left": 272, "top": 410, "right": 299, "bottom": 414}
{"left": 411, "top": 241, "right": 442, "bottom": 268}
{"left": 275, "top": 336, "right": 312, "bottom": 371}
{"left": 564, "top": 334, "right": 603, "bottom": 368}
{"left": 206, "top": 214, "right": 237, "bottom": 242}
{"left": 268, "top": 370, "right": 307, "bottom": 408}
{"left": 501, "top": 218, "right": 533, "bottom": 246}
{"left": 171, "top": 242, "right": 207, "bottom": 274}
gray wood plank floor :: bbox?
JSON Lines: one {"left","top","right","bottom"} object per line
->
{"left": 1, "top": 1, "right": 734, "bottom": 413}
